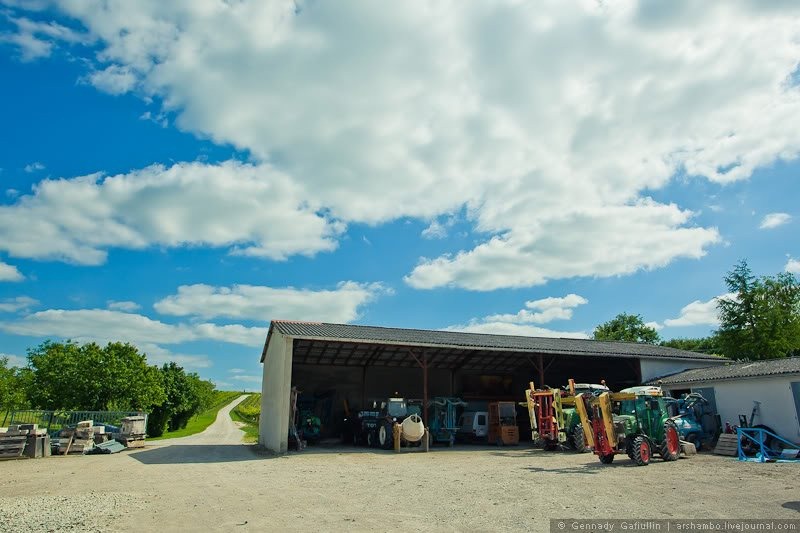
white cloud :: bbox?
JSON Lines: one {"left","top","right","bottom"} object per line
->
{"left": 229, "top": 368, "right": 245, "bottom": 374}
{"left": 484, "top": 293, "right": 588, "bottom": 324}
{"left": 231, "top": 375, "right": 262, "bottom": 384}
{"left": 662, "top": 293, "right": 736, "bottom": 327}
{"left": 759, "top": 212, "right": 792, "bottom": 229}
{"left": 1, "top": 16, "right": 90, "bottom": 61}
{"left": 444, "top": 321, "right": 588, "bottom": 339}
{"left": 421, "top": 217, "right": 456, "bottom": 240}
{"left": 0, "top": 308, "right": 266, "bottom": 348}
{"left": 24, "top": 161, "right": 45, "bottom": 173}
{"left": 8, "top": 2, "right": 800, "bottom": 288}
{"left": 786, "top": 257, "right": 800, "bottom": 274}
{"left": 445, "top": 294, "right": 589, "bottom": 338}
{"left": 0, "top": 353, "right": 26, "bottom": 368}
{"left": 0, "top": 161, "right": 342, "bottom": 265}
{"left": 86, "top": 65, "right": 137, "bottom": 95}
{"left": 107, "top": 300, "right": 141, "bottom": 312}
{"left": 154, "top": 281, "right": 389, "bottom": 322}
{"left": 0, "top": 262, "right": 24, "bottom": 282}
{"left": 645, "top": 321, "right": 664, "bottom": 331}
{"left": 0, "top": 296, "right": 38, "bottom": 313}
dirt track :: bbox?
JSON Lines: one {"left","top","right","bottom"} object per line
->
{"left": 1, "top": 395, "right": 798, "bottom": 532}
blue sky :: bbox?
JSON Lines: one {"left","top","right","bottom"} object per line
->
{"left": 1, "top": 1, "right": 799, "bottom": 391}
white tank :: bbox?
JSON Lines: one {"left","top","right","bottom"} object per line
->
{"left": 401, "top": 414, "right": 425, "bottom": 442}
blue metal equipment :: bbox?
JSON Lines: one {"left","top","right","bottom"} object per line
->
{"left": 665, "top": 393, "right": 720, "bottom": 450}
{"left": 737, "top": 427, "right": 800, "bottom": 462}
{"left": 427, "top": 397, "right": 467, "bottom": 446}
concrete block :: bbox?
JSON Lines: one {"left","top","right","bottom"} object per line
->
{"left": 681, "top": 440, "right": 697, "bottom": 455}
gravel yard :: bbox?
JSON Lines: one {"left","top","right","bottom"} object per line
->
{"left": 1, "top": 398, "right": 797, "bottom": 532}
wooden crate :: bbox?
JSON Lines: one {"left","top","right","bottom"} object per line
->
{"left": 713, "top": 434, "right": 739, "bottom": 456}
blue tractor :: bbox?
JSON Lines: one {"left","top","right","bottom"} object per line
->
{"left": 666, "top": 393, "right": 720, "bottom": 451}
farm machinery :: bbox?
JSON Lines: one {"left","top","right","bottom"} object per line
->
{"left": 575, "top": 389, "right": 681, "bottom": 466}
{"left": 523, "top": 380, "right": 609, "bottom": 451}
{"left": 665, "top": 392, "right": 719, "bottom": 451}
{"left": 488, "top": 401, "right": 519, "bottom": 446}
{"left": 427, "top": 397, "right": 467, "bottom": 446}
{"left": 345, "top": 397, "right": 426, "bottom": 449}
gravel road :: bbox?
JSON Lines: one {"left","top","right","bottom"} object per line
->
{"left": 1, "top": 395, "right": 798, "bottom": 532}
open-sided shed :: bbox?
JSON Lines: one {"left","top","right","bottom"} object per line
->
{"left": 259, "top": 321, "right": 724, "bottom": 453}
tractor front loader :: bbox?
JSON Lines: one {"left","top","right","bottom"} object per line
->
{"left": 524, "top": 382, "right": 567, "bottom": 450}
{"left": 575, "top": 391, "right": 681, "bottom": 466}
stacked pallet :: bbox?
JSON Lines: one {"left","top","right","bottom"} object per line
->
{"left": 57, "top": 420, "right": 97, "bottom": 455}
{"left": 0, "top": 426, "right": 29, "bottom": 459}
{"left": 116, "top": 416, "right": 147, "bottom": 448}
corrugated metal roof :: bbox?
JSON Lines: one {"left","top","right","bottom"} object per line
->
{"left": 264, "top": 321, "right": 723, "bottom": 362}
{"left": 648, "top": 357, "right": 800, "bottom": 385}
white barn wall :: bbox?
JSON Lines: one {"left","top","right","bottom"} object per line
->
{"left": 640, "top": 358, "right": 723, "bottom": 383}
{"left": 260, "top": 331, "right": 293, "bottom": 453}
{"left": 663, "top": 376, "right": 800, "bottom": 444}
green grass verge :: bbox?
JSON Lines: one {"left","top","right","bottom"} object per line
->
{"left": 150, "top": 390, "right": 242, "bottom": 440}
{"left": 231, "top": 393, "right": 260, "bottom": 443}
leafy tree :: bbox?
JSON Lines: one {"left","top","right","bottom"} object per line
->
{"left": 147, "top": 362, "right": 217, "bottom": 437}
{"left": 660, "top": 336, "right": 721, "bottom": 355}
{"left": 716, "top": 260, "right": 800, "bottom": 360}
{"left": 593, "top": 312, "right": 661, "bottom": 344}
{"left": 27, "top": 340, "right": 165, "bottom": 411}
{"left": 0, "top": 357, "right": 29, "bottom": 410}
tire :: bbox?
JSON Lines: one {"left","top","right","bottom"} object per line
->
{"left": 660, "top": 419, "right": 680, "bottom": 461}
{"left": 599, "top": 453, "right": 615, "bottom": 464}
{"left": 631, "top": 435, "right": 651, "bottom": 466}
{"left": 572, "top": 425, "right": 589, "bottom": 453}
{"left": 378, "top": 423, "right": 393, "bottom": 450}
{"left": 366, "top": 430, "right": 375, "bottom": 448}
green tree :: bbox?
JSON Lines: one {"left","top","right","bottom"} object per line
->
{"left": 0, "top": 356, "right": 29, "bottom": 410}
{"left": 27, "top": 340, "right": 165, "bottom": 411}
{"left": 147, "top": 362, "right": 217, "bottom": 437}
{"left": 593, "top": 312, "right": 661, "bottom": 344}
{"left": 660, "top": 336, "right": 721, "bottom": 355}
{"left": 716, "top": 260, "right": 800, "bottom": 360}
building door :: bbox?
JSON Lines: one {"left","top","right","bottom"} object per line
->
{"left": 791, "top": 382, "right": 800, "bottom": 430}
{"left": 691, "top": 386, "right": 717, "bottom": 414}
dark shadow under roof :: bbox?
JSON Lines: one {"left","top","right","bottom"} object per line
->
{"left": 648, "top": 357, "right": 800, "bottom": 385}
{"left": 262, "top": 321, "right": 723, "bottom": 365}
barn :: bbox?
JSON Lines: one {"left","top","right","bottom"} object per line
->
{"left": 259, "top": 320, "right": 725, "bottom": 453}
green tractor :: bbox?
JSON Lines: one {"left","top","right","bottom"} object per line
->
{"left": 575, "top": 390, "right": 681, "bottom": 466}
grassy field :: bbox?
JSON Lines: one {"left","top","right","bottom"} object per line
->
{"left": 150, "top": 390, "right": 241, "bottom": 440}
{"left": 230, "top": 393, "right": 260, "bottom": 443}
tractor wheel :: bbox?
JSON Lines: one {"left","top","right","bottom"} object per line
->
{"left": 378, "top": 423, "right": 393, "bottom": 450}
{"left": 366, "top": 430, "right": 375, "bottom": 448}
{"left": 599, "top": 453, "right": 615, "bottom": 464}
{"left": 631, "top": 436, "right": 651, "bottom": 466}
{"left": 572, "top": 425, "right": 589, "bottom": 453}
{"left": 660, "top": 419, "right": 680, "bottom": 461}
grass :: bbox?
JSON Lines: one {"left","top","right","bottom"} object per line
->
{"left": 150, "top": 390, "right": 242, "bottom": 440}
{"left": 230, "top": 393, "right": 260, "bottom": 443}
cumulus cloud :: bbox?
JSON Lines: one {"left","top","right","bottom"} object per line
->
{"left": 1, "top": 15, "right": 90, "bottom": 61}
{"left": 7, "top": 2, "right": 800, "bottom": 288}
{"left": 154, "top": 281, "right": 389, "bottom": 322}
{"left": 0, "top": 262, "right": 24, "bottom": 282}
{"left": 24, "top": 161, "right": 45, "bottom": 173}
{"left": 759, "top": 212, "right": 792, "bottom": 229}
{"left": 662, "top": 293, "right": 735, "bottom": 327}
{"left": 445, "top": 294, "right": 589, "bottom": 338}
{"left": 0, "top": 296, "right": 38, "bottom": 313}
{"left": 107, "top": 300, "right": 141, "bottom": 312}
{"left": 0, "top": 308, "right": 266, "bottom": 348}
{"left": 0, "top": 161, "right": 342, "bottom": 264}
{"left": 786, "top": 257, "right": 800, "bottom": 274}
{"left": 484, "top": 294, "right": 588, "bottom": 324}
{"left": 444, "top": 321, "right": 588, "bottom": 339}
